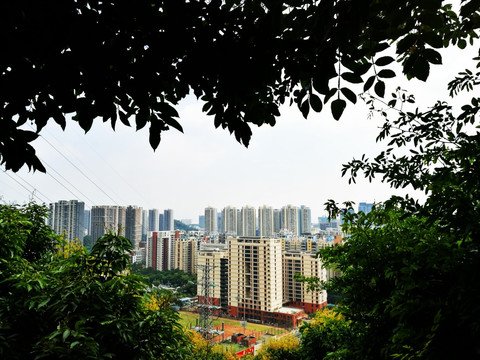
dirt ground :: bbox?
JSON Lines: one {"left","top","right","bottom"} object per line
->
{"left": 211, "top": 323, "right": 252, "bottom": 343}
{"left": 210, "top": 321, "right": 282, "bottom": 343}
{"left": 179, "top": 311, "right": 286, "bottom": 344}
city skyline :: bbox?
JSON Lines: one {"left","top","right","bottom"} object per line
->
{"left": 1, "top": 47, "right": 475, "bottom": 221}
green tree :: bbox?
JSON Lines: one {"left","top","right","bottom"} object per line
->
{"left": 133, "top": 267, "right": 197, "bottom": 295}
{"left": 82, "top": 234, "right": 93, "bottom": 251}
{"left": 0, "top": 203, "right": 191, "bottom": 359}
{"left": 174, "top": 220, "right": 197, "bottom": 232}
{"left": 1, "top": 1, "right": 478, "bottom": 172}
{"left": 315, "top": 61, "right": 480, "bottom": 358}
{"left": 254, "top": 334, "right": 301, "bottom": 360}
{"left": 299, "top": 308, "right": 350, "bottom": 360}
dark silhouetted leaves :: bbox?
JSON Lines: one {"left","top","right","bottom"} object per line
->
{"left": 341, "top": 72, "right": 363, "bottom": 84}
{"left": 396, "top": 34, "right": 418, "bottom": 55}
{"left": 341, "top": 87, "right": 357, "bottom": 104}
{"left": 331, "top": 99, "right": 347, "bottom": 120}
{"left": 364, "top": 75, "right": 376, "bottom": 92}
{"left": 326, "top": 59, "right": 480, "bottom": 358}
{"left": 300, "top": 99, "right": 310, "bottom": 118}
{"left": 423, "top": 32, "right": 444, "bottom": 48}
{"left": 375, "top": 56, "right": 395, "bottom": 66}
{"left": 0, "top": 1, "right": 475, "bottom": 172}
{"left": 149, "top": 117, "right": 162, "bottom": 150}
{"left": 423, "top": 48, "right": 442, "bottom": 64}
{"left": 374, "top": 80, "right": 386, "bottom": 97}
{"left": 309, "top": 93, "right": 323, "bottom": 112}
{"left": 378, "top": 69, "right": 396, "bottom": 78}
{"left": 410, "top": 56, "right": 430, "bottom": 81}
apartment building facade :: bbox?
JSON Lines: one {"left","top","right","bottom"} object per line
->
{"left": 204, "top": 207, "right": 218, "bottom": 234}
{"left": 48, "top": 200, "right": 85, "bottom": 243}
{"left": 282, "top": 251, "right": 328, "bottom": 313}
{"left": 195, "top": 235, "right": 330, "bottom": 327}
{"left": 240, "top": 206, "right": 256, "bottom": 237}
{"left": 90, "top": 205, "right": 126, "bottom": 244}
{"left": 197, "top": 245, "right": 229, "bottom": 314}
{"left": 228, "top": 237, "right": 285, "bottom": 323}
{"left": 146, "top": 231, "right": 178, "bottom": 271}
{"left": 174, "top": 237, "right": 197, "bottom": 274}
{"left": 125, "top": 205, "right": 143, "bottom": 249}
{"left": 222, "top": 206, "right": 237, "bottom": 235}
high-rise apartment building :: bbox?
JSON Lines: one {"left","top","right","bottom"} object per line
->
{"left": 222, "top": 206, "right": 237, "bottom": 235}
{"left": 159, "top": 213, "right": 164, "bottom": 230}
{"left": 48, "top": 200, "right": 85, "bottom": 243}
{"left": 285, "top": 237, "right": 303, "bottom": 251}
{"left": 90, "top": 206, "right": 126, "bottom": 244}
{"left": 282, "top": 251, "right": 327, "bottom": 313}
{"left": 141, "top": 209, "right": 148, "bottom": 241}
{"left": 204, "top": 207, "right": 217, "bottom": 234}
{"left": 236, "top": 209, "right": 242, "bottom": 236}
{"left": 197, "top": 246, "right": 229, "bottom": 313}
{"left": 146, "top": 231, "right": 177, "bottom": 271}
{"left": 299, "top": 206, "right": 312, "bottom": 235}
{"left": 163, "top": 209, "right": 174, "bottom": 231}
{"left": 175, "top": 237, "right": 197, "bottom": 274}
{"left": 125, "top": 205, "right": 143, "bottom": 249}
{"left": 228, "top": 237, "right": 283, "bottom": 321}
{"left": 281, "top": 205, "right": 299, "bottom": 235}
{"left": 318, "top": 217, "right": 339, "bottom": 230}
{"left": 84, "top": 209, "right": 90, "bottom": 235}
{"left": 148, "top": 209, "right": 159, "bottom": 231}
{"left": 273, "top": 209, "right": 282, "bottom": 233}
{"left": 240, "top": 206, "right": 256, "bottom": 237}
{"left": 358, "top": 202, "right": 374, "bottom": 214}
{"left": 259, "top": 205, "right": 274, "bottom": 237}
{"left": 217, "top": 212, "right": 223, "bottom": 233}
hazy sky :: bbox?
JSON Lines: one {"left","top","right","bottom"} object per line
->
{"left": 1, "top": 45, "right": 477, "bottom": 222}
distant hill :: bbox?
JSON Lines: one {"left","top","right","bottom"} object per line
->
{"left": 174, "top": 220, "right": 197, "bottom": 232}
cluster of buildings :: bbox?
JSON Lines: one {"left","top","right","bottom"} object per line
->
{"left": 203, "top": 205, "right": 314, "bottom": 237}
{"left": 47, "top": 200, "right": 373, "bottom": 327}
{"left": 145, "top": 230, "right": 342, "bottom": 328}
{"left": 48, "top": 201, "right": 174, "bottom": 248}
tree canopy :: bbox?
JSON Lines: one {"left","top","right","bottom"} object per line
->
{"left": 309, "top": 55, "right": 480, "bottom": 358}
{"left": 1, "top": 1, "right": 479, "bottom": 172}
{"left": 0, "top": 203, "right": 191, "bottom": 359}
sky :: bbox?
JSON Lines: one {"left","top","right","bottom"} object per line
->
{"left": 1, "top": 45, "right": 478, "bottom": 222}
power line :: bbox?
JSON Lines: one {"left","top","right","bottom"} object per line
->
{"left": 39, "top": 127, "right": 149, "bottom": 233}
{"left": 44, "top": 171, "right": 87, "bottom": 204}
{"left": 70, "top": 125, "right": 152, "bottom": 207}
{"left": 30, "top": 125, "right": 147, "bottom": 236}
{"left": 35, "top": 132, "right": 120, "bottom": 206}
{"left": 40, "top": 125, "right": 131, "bottom": 206}
{"left": 40, "top": 158, "right": 97, "bottom": 208}
{"left": 1, "top": 170, "right": 52, "bottom": 204}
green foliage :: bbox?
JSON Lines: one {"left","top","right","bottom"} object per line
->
{"left": 2, "top": 1, "right": 479, "bottom": 172}
{"left": 189, "top": 331, "right": 237, "bottom": 360}
{"left": 0, "top": 202, "right": 57, "bottom": 261}
{"left": 254, "top": 334, "right": 301, "bottom": 360}
{"left": 0, "top": 203, "right": 191, "bottom": 359}
{"left": 315, "top": 61, "right": 480, "bottom": 359}
{"left": 299, "top": 308, "right": 350, "bottom": 360}
{"left": 82, "top": 234, "right": 93, "bottom": 251}
{"left": 174, "top": 220, "right": 197, "bottom": 232}
{"left": 133, "top": 267, "right": 198, "bottom": 297}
